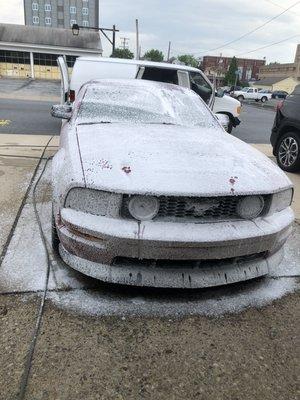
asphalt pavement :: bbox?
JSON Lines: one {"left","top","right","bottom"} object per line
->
{"left": 0, "top": 98, "right": 61, "bottom": 135}
{"left": 233, "top": 104, "right": 275, "bottom": 144}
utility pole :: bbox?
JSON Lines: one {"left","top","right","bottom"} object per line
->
{"left": 112, "top": 25, "right": 116, "bottom": 53}
{"left": 120, "top": 37, "right": 129, "bottom": 49}
{"left": 135, "top": 19, "right": 140, "bottom": 60}
{"left": 167, "top": 41, "right": 171, "bottom": 62}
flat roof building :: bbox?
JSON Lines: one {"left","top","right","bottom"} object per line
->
{"left": 0, "top": 23, "right": 102, "bottom": 79}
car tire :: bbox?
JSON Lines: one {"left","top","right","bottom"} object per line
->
{"left": 276, "top": 132, "right": 300, "bottom": 172}
{"left": 52, "top": 209, "right": 60, "bottom": 254}
{"left": 261, "top": 96, "right": 268, "bottom": 103}
{"left": 237, "top": 95, "right": 244, "bottom": 103}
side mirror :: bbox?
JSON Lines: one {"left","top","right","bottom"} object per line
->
{"left": 216, "top": 88, "right": 225, "bottom": 98}
{"left": 51, "top": 104, "right": 72, "bottom": 119}
{"left": 215, "top": 114, "right": 230, "bottom": 132}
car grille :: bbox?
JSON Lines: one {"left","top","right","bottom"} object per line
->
{"left": 121, "top": 195, "right": 270, "bottom": 222}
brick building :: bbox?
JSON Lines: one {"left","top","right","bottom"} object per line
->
{"left": 201, "top": 55, "right": 266, "bottom": 86}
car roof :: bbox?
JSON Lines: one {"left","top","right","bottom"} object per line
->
{"left": 76, "top": 56, "right": 201, "bottom": 73}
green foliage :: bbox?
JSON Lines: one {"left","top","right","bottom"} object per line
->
{"left": 143, "top": 49, "right": 164, "bottom": 62}
{"left": 224, "top": 57, "right": 238, "bottom": 86}
{"left": 110, "top": 48, "right": 134, "bottom": 59}
{"left": 177, "top": 55, "right": 199, "bottom": 68}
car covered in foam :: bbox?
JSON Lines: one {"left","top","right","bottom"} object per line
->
{"left": 51, "top": 79, "right": 294, "bottom": 288}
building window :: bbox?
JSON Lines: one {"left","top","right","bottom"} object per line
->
{"left": 45, "top": 4, "right": 51, "bottom": 11}
{"left": 45, "top": 17, "right": 51, "bottom": 25}
{"left": 70, "top": 19, "right": 77, "bottom": 26}
{"left": 82, "top": 20, "right": 89, "bottom": 27}
{"left": 33, "top": 52, "right": 58, "bottom": 66}
{"left": 82, "top": 7, "right": 89, "bottom": 15}
{"left": 32, "top": 2, "right": 38, "bottom": 11}
{"left": 33, "top": 16, "right": 39, "bottom": 24}
{"left": 0, "top": 50, "right": 30, "bottom": 65}
{"left": 70, "top": 6, "right": 76, "bottom": 13}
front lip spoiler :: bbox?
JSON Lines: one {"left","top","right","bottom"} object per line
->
{"left": 59, "top": 244, "right": 284, "bottom": 289}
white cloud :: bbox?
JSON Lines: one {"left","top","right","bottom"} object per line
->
{"left": 0, "top": 0, "right": 24, "bottom": 24}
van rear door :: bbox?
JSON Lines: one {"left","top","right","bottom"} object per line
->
{"left": 57, "top": 56, "right": 70, "bottom": 104}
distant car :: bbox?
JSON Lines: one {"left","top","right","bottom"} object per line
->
{"left": 271, "top": 90, "right": 288, "bottom": 100}
{"left": 271, "top": 85, "right": 300, "bottom": 172}
{"left": 51, "top": 79, "right": 294, "bottom": 289}
{"left": 233, "top": 87, "right": 272, "bottom": 103}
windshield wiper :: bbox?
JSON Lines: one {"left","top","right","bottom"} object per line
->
{"left": 78, "top": 121, "right": 112, "bottom": 126}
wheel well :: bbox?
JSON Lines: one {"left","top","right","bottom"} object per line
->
{"left": 275, "top": 125, "right": 300, "bottom": 154}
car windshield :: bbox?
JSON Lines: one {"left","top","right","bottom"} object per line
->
{"left": 241, "top": 87, "right": 250, "bottom": 92}
{"left": 76, "top": 83, "right": 217, "bottom": 128}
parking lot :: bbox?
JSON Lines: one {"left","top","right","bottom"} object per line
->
{"left": 0, "top": 82, "right": 299, "bottom": 399}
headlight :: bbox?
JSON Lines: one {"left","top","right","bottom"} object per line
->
{"left": 236, "top": 195, "right": 265, "bottom": 219}
{"left": 128, "top": 195, "right": 159, "bottom": 221}
{"left": 269, "top": 188, "right": 293, "bottom": 214}
{"left": 65, "top": 188, "right": 122, "bottom": 217}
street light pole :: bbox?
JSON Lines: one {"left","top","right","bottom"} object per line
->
{"left": 71, "top": 24, "right": 119, "bottom": 54}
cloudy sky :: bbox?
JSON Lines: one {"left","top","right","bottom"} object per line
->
{"left": 1, "top": 0, "right": 300, "bottom": 63}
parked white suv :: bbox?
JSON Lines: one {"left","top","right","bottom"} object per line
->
{"left": 233, "top": 87, "right": 272, "bottom": 103}
{"left": 57, "top": 56, "right": 241, "bottom": 133}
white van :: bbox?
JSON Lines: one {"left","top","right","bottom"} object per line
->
{"left": 57, "top": 56, "right": 241, "bottom": 133}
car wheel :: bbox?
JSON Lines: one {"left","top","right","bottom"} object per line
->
{"left": 255, "top": 99, "right": 259, "bottom": 102}
{"left": 276, "top": 132, "right": 300, "bottom": 172}
{"left": 237, "top": 95, "right": 244, "bottom": 103}
{"left": 52, "top": 210, "right": 60, "bottom": 254}
{"left": 261, "top": 96, "right": 267, "bottom": 103}
{"left": 227, "top": 121, "right": 233, "bottom": 134}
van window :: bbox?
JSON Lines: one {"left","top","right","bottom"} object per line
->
{"left": 141, "top": 67, "right": 178, "bottom": 85}
{"left": 189, "top": 72, "right": 212, "bottom": 104}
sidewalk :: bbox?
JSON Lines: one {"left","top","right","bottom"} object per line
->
{"left": 0, "top": 134, "right": 299, "bottom": 400}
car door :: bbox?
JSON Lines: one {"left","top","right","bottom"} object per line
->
{"left": 57, "top": 56, "right": 70, "bottom": 104}
{"left": 246, "top": 88, "right": 254, "bottom": 99}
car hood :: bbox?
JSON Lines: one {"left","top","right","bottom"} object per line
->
{"left": 75, "top": 123, "right": 292, "bottom": 196}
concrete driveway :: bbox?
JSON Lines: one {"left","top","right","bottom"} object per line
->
{"left": 0, "top": 133, "right": 299, "bottom": 399}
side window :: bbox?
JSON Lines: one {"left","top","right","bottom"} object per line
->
{"left": 140, "top": 67, "right": 178, "bottom": 85}
{"left": 189, "top": 72, "right": 212, "bottom": 104}
{"left": 248, "top": 89, "right": 253, "bottom": 93}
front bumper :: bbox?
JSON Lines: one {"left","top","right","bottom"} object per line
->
{"left": 56, "top": 207, "right": 294, "bottom": 288}
{"left": 232, "top": 117, "right": 241, "bottom": 127}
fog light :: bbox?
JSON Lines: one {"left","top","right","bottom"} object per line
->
{"left": 236, "top": 195, "right": 264, "bottom": 219}
{"left": 128, "top": 196, "right": 159, "bottom": 221}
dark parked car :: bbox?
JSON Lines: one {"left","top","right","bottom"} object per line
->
{"left": 271, "top": 85, "right": 300, "bottom": 172}
{"left": 271, "top": 90, "right": 288, "bottom": 99}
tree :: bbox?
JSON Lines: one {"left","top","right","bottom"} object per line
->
{"left": 224, "top": 57, "right": 238, "bottom": 86}
{"left": 143, "top": 49, "right": 164, "bottom": 62}
{"left": 177, "top": 54, "right": 199, "bottom": 68}
{"left": 110, "top": 48, "right": 134, "bottom": 59}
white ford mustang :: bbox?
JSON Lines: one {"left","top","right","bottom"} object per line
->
{"left": 51, "top": 79, "right": 294, "bottom": 288}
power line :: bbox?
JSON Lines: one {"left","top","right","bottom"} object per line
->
{"left": 193, "top": 0, "right": 300, "bottom": 55}
{"left": 234, "top": 34, "right": 300, "bottom": 57}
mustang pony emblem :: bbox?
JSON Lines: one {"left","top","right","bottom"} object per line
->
{"left": 185, "top": 200, "right": 220, "bottom": 216}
